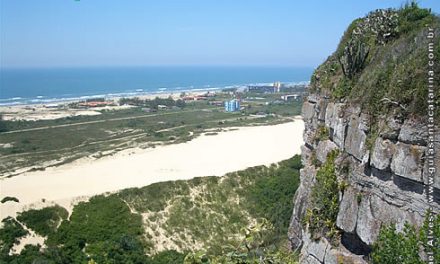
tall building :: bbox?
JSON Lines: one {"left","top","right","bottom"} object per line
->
{"left": 273, "top": 81, "right": 282, "bottom": 93}
{"left": 224, "top": 99, "right": 240, "bottom": 112}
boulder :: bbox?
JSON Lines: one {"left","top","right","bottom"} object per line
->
{"left": 423, "top": 142, "right": 440, "bottom": 189}
{"left": 345, "top": 115, "right": 368, "bottom": 161}
{"left": 398, "top": 118, "right": 428, "bottom": 145}
{"left": 303, "top": 101, "right": 316, "bottom": 120}
{"left": 356, "top": 193, "right": 423, "bottom": 246}
{"left": 301, "top": 145, "right": 314, "bottom": 166}
{"left": 288, "top": 166, "right": 317, "bottom": 250}
{"left": 324, "top": 248, "right": 369, "bottom": 264}
{"left": 325, "top": 103, "right": 347, "bottom": 149}
{"left": 336, "top": 188, "right": 359, "bottom": 233}
{"left": 359, "top": 113, "right": 370, "bottom": 131}
{"left": 379, "top": 115, "right": 402, "bottom": 140}
{"left": 300, "top": 231, "right": 330, "bottom": 263}
{"left": 390, "top": 142, "right": 425, "bottom": 182}
{"left": 317, "top": 99, "right": 328, "bottom": 121}
{"left": 370, "top": 137, "right": 395, "bottom": 170}
{"left": 308, "top": 94, "right": 320, "bottom": 103}
{"left": 316, "top": 140, "right": 338, "bottom": 164}
{"left": 356, "top": 194, "right": 381, "bottom": 245}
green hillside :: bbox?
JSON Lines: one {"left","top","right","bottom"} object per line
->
{"left": 0, "top": 156, "right": 301, "bottom": 264}
{"left": 310, "top": 2, "right": 439, "bottom": 119}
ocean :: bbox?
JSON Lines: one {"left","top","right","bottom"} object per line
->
{"left": 0, "top": 66, "right": 312, "bottom": 106}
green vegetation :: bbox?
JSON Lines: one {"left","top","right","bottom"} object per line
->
{"left": 0, "top": 217, "right": 28, "bottom": 256}
{"left": 1, "top": 156, "right": 302, "bottom": 263}
{"left": 1, "top": 196, "right": 150, "bottom": 263}
{"left": 184, "top": 219, "right": 298, "bottom": 264}
{"left": 0, "top": 95, "right": 302, "bottom": 176}
{"left": 372, "top": 223, "right": 421, "bottom": 264}
{"left": 0, "top": 196, "right": 19, "bottom": 203}
{"left": 119, "top": 155, "right": 301, "bottom": 254}
{"left": 313, "top": 125, "right": 329, "bottom": 143}
{"left": 119, "top": 96, "right": 186, "bottom": 109}
{"left": 16, "top": 205, "right": 68, "bottom": 237}
{"left": 305, "top": 150, "right": 340, "bottom": 242}
{"left": 242, "top": 157, "right": 302, "bottom": 240}
{"left": 151, "top": 250, "right": 186, "bottom": 264}
{"left": 0, "top": 114, "right": 7, "bottom": 133}
{"left": 310, "top": 3, "right": 440, "bottom": 119}
{"left": 372, "top": 211, "right": 440, "bottom": 264}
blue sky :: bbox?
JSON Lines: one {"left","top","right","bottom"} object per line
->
{"left": 1, "top": 0, "right": 439, "bottom": 68}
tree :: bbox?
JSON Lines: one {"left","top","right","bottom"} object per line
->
{"left": 0, "top": 114, "right": 7, "bottom": 132}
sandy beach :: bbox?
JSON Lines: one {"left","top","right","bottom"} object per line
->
{"left": 0, "top": 119, "right": 304, "bottom": 219}
{"left": 0, "top": 91, "right": 202, "bottom": 121}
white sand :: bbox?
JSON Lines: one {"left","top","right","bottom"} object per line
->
{"left": 0, "top": 119, "right": 304, "bottom": 219}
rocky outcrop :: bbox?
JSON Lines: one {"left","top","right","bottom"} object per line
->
{"left": 390, "top": 143, "right": 425, "bottom": 182}
{"left": 288, "top": 94, "right": 439, "bottom": 263}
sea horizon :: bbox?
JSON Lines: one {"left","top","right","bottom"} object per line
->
{"left": 0, "top": 65, "right": 312, "bottom": 106}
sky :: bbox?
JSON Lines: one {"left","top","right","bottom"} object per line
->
{"left": 1, "top": 0, "right": 440, "bottom": 68}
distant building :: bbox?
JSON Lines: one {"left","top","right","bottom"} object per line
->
{"left": 273, "top": 82, "right": 282, "bottom": 93}
{"left": 224, "top": 99, "right": 240, "bottom": 112}
{"left": 247, "top": 82, "right": 282, "bottom": 93}
{"left": 209, "top": 100, "right": 224, "bottom": 106}
{"left": 281, "top": 94, "right": 300, "bottom": 101}
{"left": 247, "top": 85, "right": 274, "bottom": 93}
{"left": 157, "top": 105, "right": 168, "bottom": 110}
{"left": 44, "top": 104, "right": 59, "bottom": 109}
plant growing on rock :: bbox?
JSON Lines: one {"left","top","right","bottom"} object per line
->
{"left": 305, "top": 150, "right": 340, "bottom": 242}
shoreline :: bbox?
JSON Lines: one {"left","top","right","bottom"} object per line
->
{"left": 0, "top": 79, "right": 310, "bottom": 107}
{"left": 0, "top": 90, "right": 208, "bottom": 121}
{"left": 0, "top": 119, "right": 304, "bottom": 219}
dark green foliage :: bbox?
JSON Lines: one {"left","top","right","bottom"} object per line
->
{"left": 184, "top": 219, "right": 299, "bottom": 264}
{"left": 45, "top": 195, "right": 148, "bottom": 263}
{"left": 338, "top": 38, "right": 370, "bottom": 80}
{"left": 398, "top": 1, "right": 433, "bottom": 34}
{"left": 85, "top": 235, "right": 150, "bottom": 264}
{"left": 4, "top": 245, "right": 54, "bottom": 264}
{"left": 0, "top": 217, "right": 28, "bottom": 256}
{"left": 151, "top": 250, "right": 186, "bottom": 264}
{"left": 419, "top": 211, "right": 440, "bottom": 263}
{"left": 3, "top": 156, "right": 302, "bottom": 262}
{"left": 372, "top": 223, "right": 421, "bottom": 264}
{"left": 119, "top": 180, "right": 191, "bottom": 212}
{"left": 51, "top": 196, "right": 144, "bottom": 245}
{"left": 17, "top": 205, "right": 68, "bottom": 237}
{"left": 118, "top": 155, "right": 302, "bottom": 255}
{"left": 332, "top": 77, "right": 352, "bottom": 99}
{"left": 243, "top": 156, "right": 302, "bottom": 240}
{"left": 119, "top": 96, "right": 186, "bottom": 110}
{"left": 372, "top": 212, "right": 440, "bottom": 264}
{"left": 305, "top": 150, "right": 340, "bottom": 241}
{"left": 0, "top": 115, "right": 7, "bottom": 133}
{"left": 310, "top": 3, "right": 439, "bottom": 119}
{"left": 0, "top": 196, "right": 19, "bottom": 203}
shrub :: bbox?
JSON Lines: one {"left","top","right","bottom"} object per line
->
{"left": 0, "top": 196, "right": 20, "bottom": 203}
{"left": 17, "top": 205, "right": 68, "bottom": 237}
{"left": 305, "top": 150, "right": 340, "bottom": 241}
{"left": 0, "top": 217, "right": 28, "bottom": 256}
{"left": 372, "top": 212, "right": 440, "bottom": 264}
{"left": 372, "top": 223, "right": 421, "bottom": 264}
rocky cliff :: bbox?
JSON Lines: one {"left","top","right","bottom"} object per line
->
{"left": 288, "top": 5, "right": 439, "bottom": 263}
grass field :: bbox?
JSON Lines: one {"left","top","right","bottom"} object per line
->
{"left": 0, "top": 98, "right": 302, "bottom": 177}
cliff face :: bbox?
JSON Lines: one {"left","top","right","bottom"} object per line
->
{"left": 288, "top": 6, "right": 440, "bottom": 264}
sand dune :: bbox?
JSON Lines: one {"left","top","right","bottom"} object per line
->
{"left": 0, "top": 119, "right": 304, "bottom": 219}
